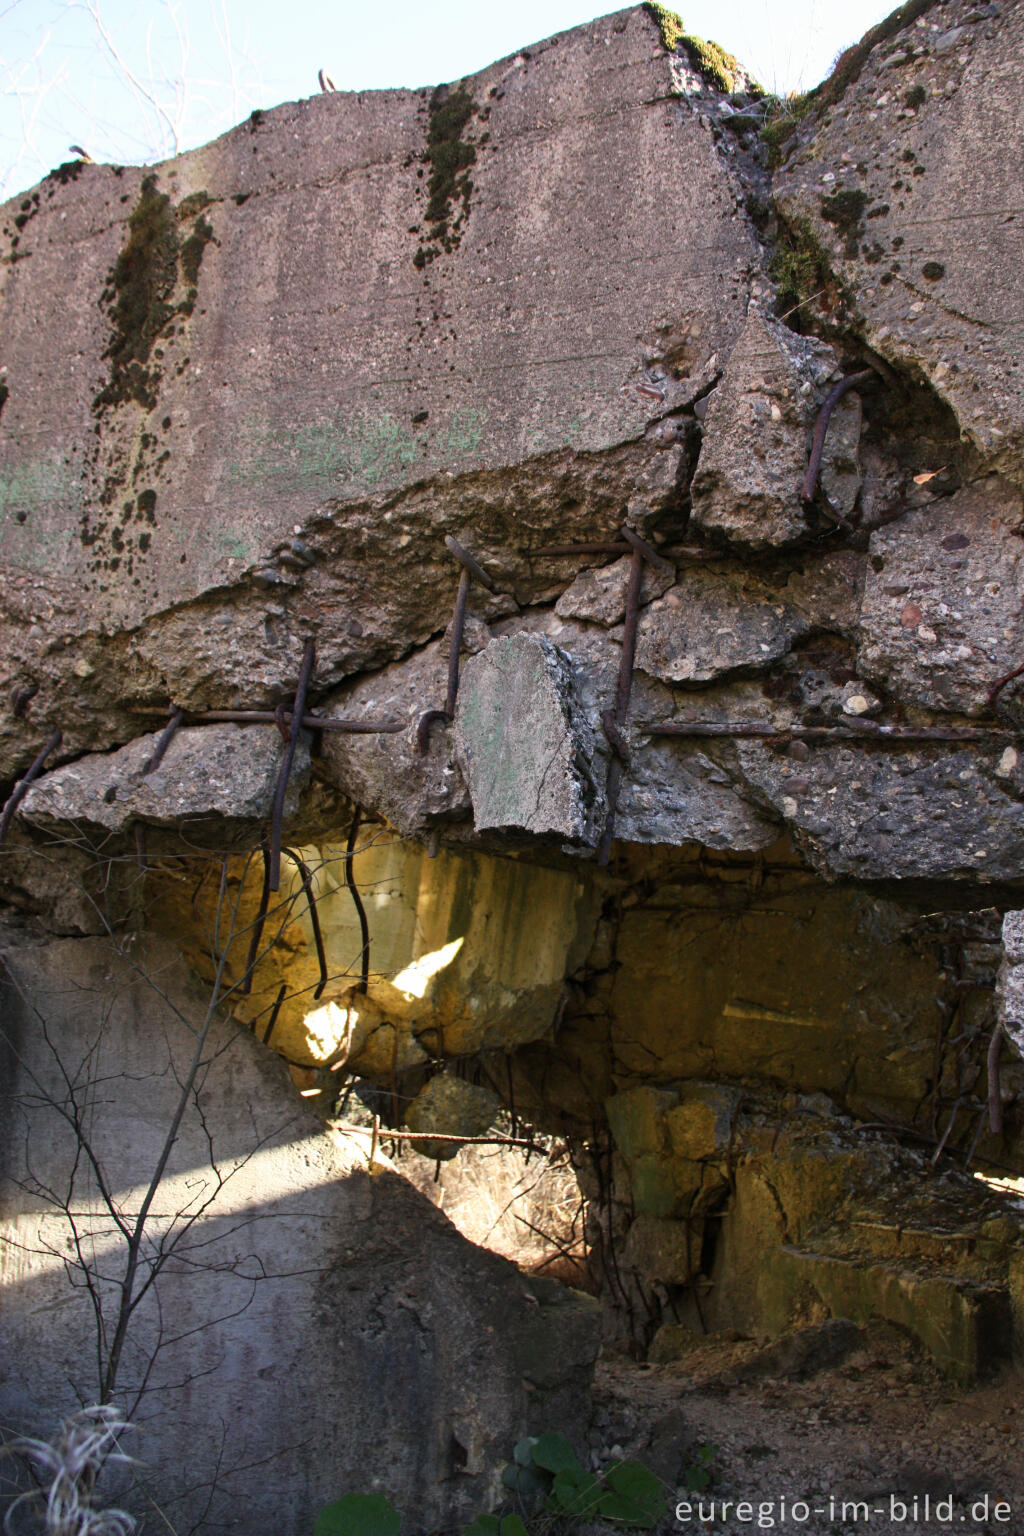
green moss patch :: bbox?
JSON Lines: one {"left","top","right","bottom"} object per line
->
{"left": 768, "top": 217, "right": 834, "bottom": 330}
{"left": 94, "top": 178, "right": 216, "bottom": 412}
{"left": 644, "top": 2, "right": 685, "bottom": 52}
{"left": 680, "top": 33, "right": 741, "bottom": 93}
{"left": 414, "top": 85, "right": 478, "bottom": 268}
{"left": 760, "top": 93, "right": 813, "bottom": 168}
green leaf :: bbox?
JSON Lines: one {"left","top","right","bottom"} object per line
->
{"left": 529, "top": 1433, "right": 579, "bottom": 1475}
{"left": 548, "top": 1468, "right": 604, "bottom": 1517}
{"left": 598, "top": 1461, "right": 667, "bottom": 1528}
{"left": 502, "top": 1464, "right": 549, "bottom": 1500}
{"left": 513, "top": 1437, "right": 539, "bottom": 1468}
{"left": 683, "top": 1443, "right": 717, "bottom": 1494}
{"left": 500, "top": 1518, "right": 530, "bottom": 1536}
{"left": 464, "top": 1517, "right": 500, "bottom": 1536}
{"left": 314, "top": 1494, "right": 401, "bottom": 1536}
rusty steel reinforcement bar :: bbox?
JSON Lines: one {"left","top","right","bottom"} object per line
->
{"left": 136, "top": 708, "right": 404, "bottom": 734}
{"left": 643, "top": 721, "right": 1018, "bottom": 743}
{"left": 444, "top": 533, "right": 495, "bottom": 590}
{"left": 446, "top": 567, "right": 471, "bottom": 717}
{"left": 344, "top": 807, "right": 371, "bottom": 996}
{"left": 801, "top": 369, "right": 875, "bottom": 504}
{"left": 597, "top": 529, "right": 677, "bottom": 866}
{"left": 621, "top": 525, "right": 676, "bottom": 580}
{"left": 527, "top": 539, "right": 722, "bottom": 563}
{"left": 268, "top": 639, "right": 316, "bottom": 891}
{"left": 416, "top": 536, "right": 491, "bottom": 755}
{"left": 142, "top": 706, "right": 184, "bottom": 774}
{"left": 282, "top": 846, "right": 329, "bottom": 1002}
{"left": 0, "top": 728, "right": 63, "bottom": 846}
{"left": 987, "top": 660, "right": 1024, "bottom": 707}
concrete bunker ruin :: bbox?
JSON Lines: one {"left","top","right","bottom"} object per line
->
{"left": 4, "top": 1, "right": 1024, "bottom": 1530}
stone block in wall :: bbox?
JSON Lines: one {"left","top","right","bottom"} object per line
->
{"left": 455, "top": 633, "right": 604, "bottom": 845}
{"left": 623, "top": 1214, "right": 701, "bottom": 1284}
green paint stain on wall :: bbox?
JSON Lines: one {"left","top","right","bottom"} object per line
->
{"left": 224, "top": 407, "right": 486, "bottom": 493}
{"left": 0, "top": 455, "right": 82, "bottom": 567}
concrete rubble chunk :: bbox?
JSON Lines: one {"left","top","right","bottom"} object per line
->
{"left": 17, "top": 724, "right": 309, "bottom": 836}
{"left": 555, "top": 555, "right": 673, "bottom": 627}
{"left": 318, "top": 638, "right": 472, "bottom": 838}
{"left": 858, "top": 478, "right": 1024, "bottom": 715}
{"left": 773, "top": 0, "right": 1024, "bottom": 484}
{"left": 735, "top": 741, "right": 1024, "bottom": 881}
{"left": 635, "top": 569, "right": 808, "bottom": 684}
{"left": 689, "top": 308, "right": 861, "bottom": 548}
{"left": 455, "top": 633, "right": 604, "bottom": 844}
{"left": 406, "top": 1074, "right": 502, "bottom": 1160}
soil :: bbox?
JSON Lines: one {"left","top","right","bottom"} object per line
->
{"left": 589, "top": 1330, "right": 1023, "bottom": 1536}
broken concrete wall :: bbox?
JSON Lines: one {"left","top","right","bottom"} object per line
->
{"left": 0, "top": 932, "right": 600, "bottom": 1535}
{"left": 4, "top": 0, "right": 1024, "bottom": 1458}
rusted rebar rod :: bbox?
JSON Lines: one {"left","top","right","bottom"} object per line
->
{"left": 597, "top": 528, "right": 676, "bottom": 867}
{"left": 142, "top": 706, "right": 184, "bottom": 774}
{"left": 345, "top": 807, "right": 370, "bottom": 995}
{"left": 644, "top": 722, "right": 1017, "bottom": 743}
{"left": 444, "top": 533, "right": 494, "bottom": 590}
{"left": 597, "top": 546, "right": 644, "bottom": 868}
{"left": 987, "top": 660, "right": 1024, "bottom": 707}
{"left": 268, "top": 640, "right": 316, "bottom": 891}
{"left": 445, "top": 567, "right": 471, "bottom": 717}
{"left": 417, "top": 536, "right": 491, "bottom": 755}
{"left": 621, "top": 525, "right": 676, "bottom": 579}
{"left": 530, "top": 541, "right": 633, "bottom": 557}
{"left": 802, "top": 369, "right": 874, "bottom": 504}
{"left": 263, "top": 983, "right": 288, "bottom": 1047}
{"left": 528, "top": 540, "right": 720, "bottom": 563}
{"left": 0, "top": 728, "right": 63, "bottom": 846}
{"left": 283, "top": 846, "right": 329, "bottom": 1002}
{"left": 136, "top": 708, "right": 403, "bottom": 734}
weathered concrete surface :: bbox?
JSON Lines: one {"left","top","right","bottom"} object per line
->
{"left": 773, "top": 0, "right": 1024, "bottom": 483}
{"left": 17, "top": 722, "right": 310, "bottom": 840}
{"left": 858, "top": 478, "right": 1024, "bottom": 716}
{"left": 455, "top": 633, "right": 603, "bottom": 844}
{"left": 0, "top": 3, "right": 758, "bottom": 776}
{"left": 555, "top": 554, "right": 673, "bottom": 627}
{"left": 0, "top": 934, "right": 600, "bottom": 1536}
{"left": 734, "top": 738, "right": 1024, "bottom": 882}
{"left": 635, "top": 568, "right": 808, "bottom": 683}
{"left": 689, "top": 308, "right": 862, "bottom": 547}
